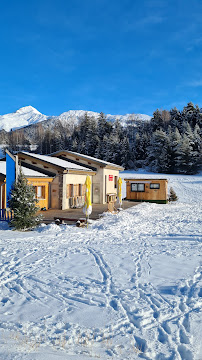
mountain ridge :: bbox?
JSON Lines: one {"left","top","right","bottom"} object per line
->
{"left": 0, "top": 106, "right": 152, "bottom": 132}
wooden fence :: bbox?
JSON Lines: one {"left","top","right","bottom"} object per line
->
{"left": 0, "top": 209, "right": 14, "bottom": 222}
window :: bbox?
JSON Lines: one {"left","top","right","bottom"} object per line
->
{"left": 114, "top": 176, "right": 118, "bottom": 189}
{"left": 34, "top": 186, "right": 45, "bottom": 199}
{"left": 131, "top": 183, "right": 145, "bottom": 192}
{"left": 150, "top": 183, "right": 160, "bottom": 189}
{"left": 67, "top": 184, "right": 84, "bottom": 198}
{"left": 70, "top": 184, "right": 74, "bottom": 197}
{"left": 79, "top": 184, "right": 83, "bottom": 196}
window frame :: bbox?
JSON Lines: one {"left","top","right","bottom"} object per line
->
{"left": 131, "top": 183, "right": 145, "bottom": 192}
{"left": 114, "top": 176, "right": 118, "bottom": 189}
{"left": 150, "top": 183, "right": 160, "bottom": 189}
{"left": 34, "top": 185, "right": 45, "bottom": 199}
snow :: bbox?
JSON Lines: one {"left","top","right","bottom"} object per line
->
{"left": 0, "top": 171, "right": 201, "bottom": 360}
{"left": 0, "top": 107, "right": 151, "bottom": 132}
{"left": 0, "top": 161, "right": 48, "bottom": 177}
{"left": 120, "top": 169, "right": 202, "bottom": 204}
{"left": 57, "top": 110, "right": 152, "bottom": 127}
{"left": 0, "top": 106, "right": 48, "bottom": 132}
{"left": 58, "top": 150, "right": 123, "bottom": 169}
{"left": 21, "top": 152, "right": 94, "bottom": 171}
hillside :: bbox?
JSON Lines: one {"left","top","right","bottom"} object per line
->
{"left": 0, "top": 106, "right": 151, "bottom": 132}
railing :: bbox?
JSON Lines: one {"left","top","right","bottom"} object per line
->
{"left": 69, "top": 196, "right": 85, "bottom": 209}
{"left": 0, "top": 209, "right": 14, "bottom": 222}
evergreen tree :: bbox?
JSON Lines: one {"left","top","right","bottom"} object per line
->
{"left": 71, "top": 138, "right": 79, "bottom": 152}
{"left": 169, "top": 187, "right": 178, "bottom": 202}
{"left": 148, "top": 129, "right": 171, "bottom": 173}
{"left": 150, "top": 109, "right": 163, "bottom": 131}
{"left": 134, "top": 132, "right": 150, "bottom": 168}
{"left": 169, "top": 107, "right": 183, "bottom": 131}
{"left": 193, "top": 124, "right": 202, "bottom": 171}
{"left": 97, "top": 112, "right": 112, "bottom": 140}
{"left": 28, "top": 102, "right": 201, "bottom": 174}
{"left": 195, "top": 106, "right": 202, "bottom": 128}
{"left": 182, "top": 102, "right": 196, "bottom": 128}
{"left": 120, "top": 137, "right": 130, "bottom": 168}
{"left": 168, "top": 127, "right": 182, "bottom": 173}
{"left": 175, "top": 134, "right": 195, "bottom": 174}
{"left": 8, "top": 169, "right": 41, "bottom": 230}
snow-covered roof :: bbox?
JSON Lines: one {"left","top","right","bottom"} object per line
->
{"left": 52, "top": 150, "right": 124, "bottom": 170}
{"left": 0, "top": 161, "right": 48, "bottom": 177}
{"left": 124, "top": 178, "right": 168, "bottom": 181}
{"left": 20, "top": 152, "right": 94, "bottom": 172}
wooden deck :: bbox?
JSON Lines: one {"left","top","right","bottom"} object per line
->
{"left": 38, "top": 201, "right": 138, "bottom": 224}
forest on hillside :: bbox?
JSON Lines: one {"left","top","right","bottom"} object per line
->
{"left": 4, "top": 102, "right": 202, "bottom": 174}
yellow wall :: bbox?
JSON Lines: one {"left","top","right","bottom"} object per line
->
{"left": 27, "top": 177, "right": 53, "bottom": 209}
{"left": 0, "top": 177, "right": 53, "bottom": 210}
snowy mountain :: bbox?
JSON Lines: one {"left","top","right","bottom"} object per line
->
{"left": 0, "top": 106, "right": 151, "bottom": 132}
{"left": 0, "top": 106, "right": 48, "bottom": 132}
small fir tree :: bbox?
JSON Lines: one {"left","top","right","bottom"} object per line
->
{"left": 169, "top": 187, "right": 178, "bottom": 202}
{"left": 8, "top": 169, "right": 41, "bottom": 230}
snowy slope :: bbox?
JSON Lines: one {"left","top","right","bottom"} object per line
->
{"left": 0, "top": 107, "right": 151, "bottom": 132}
{"left": 0, "top": 172, "right": 201, "bottom": 360}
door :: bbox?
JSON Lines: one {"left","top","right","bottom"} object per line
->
{"left": 93, "top": 183, "right": 100, "bottom": 204}
{"left": 51, "top": 183, "right": 60, "bottom": 209}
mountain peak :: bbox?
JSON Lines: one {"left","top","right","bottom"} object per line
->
{"left": 0, "top": 106, "right": 48, "bottom": 132}
{"left": 0, "top": 106, "right": 151, "bottom": 132}
{"left": 16, "top": 106, "right": 41, "bottom": 115}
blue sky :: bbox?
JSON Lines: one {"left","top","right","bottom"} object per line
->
{"left": 1, "top": 0, "right": 202, "bottom": 116}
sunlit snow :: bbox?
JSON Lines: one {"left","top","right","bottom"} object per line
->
{"left": 0, "top": 171, "right": 201, "bottom": 359}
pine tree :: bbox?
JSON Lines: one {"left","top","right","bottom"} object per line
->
{"left": 120, "top": 137, "right": 130, "bottom": 168}
{"left": 175, "top": 134, "right": 195, "bottom": 174}
{"left": 192, "top": 124, "right": 202, "bottom": 171}
{"left": 97, "top": 112, "right": 112, "bottom": 140}
{"left": 150, "top": 109, "right": 163, "bottom": 131}
{"left": 169, "top": 127, "right": 182, "bottom": 173}
{"left": 8, "top": 169, "right": 41, "bottom": 230}
{"left": 182, "top": 102, "right": 196, "bottom": 128}
{"left": 169, "top": 187, "right": 178, "bottom": 202}
{"left": 169, "top": 107, "right": 183, "bottom": 131}
{"left": 148, "top": 129, "right": 171, "bottom": 173}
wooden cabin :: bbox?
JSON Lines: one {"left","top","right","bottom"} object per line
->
{"left": 124, "top": 178, "right": 168, "bottom": 204}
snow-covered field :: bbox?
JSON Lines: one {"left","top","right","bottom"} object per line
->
{"left": 0, "top": 171, "right": 201, "bottom": 360}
